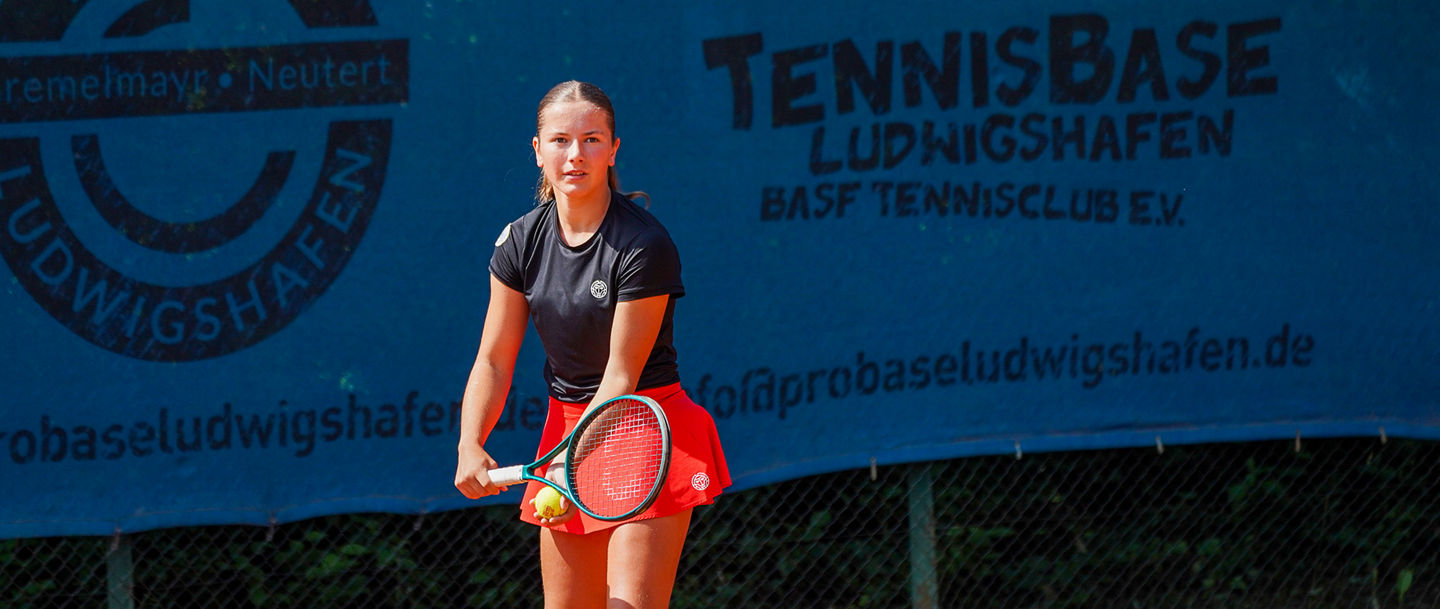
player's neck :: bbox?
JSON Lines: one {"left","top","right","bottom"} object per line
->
{"left": 555, "top": 189, "right": 612, "bottom": 247}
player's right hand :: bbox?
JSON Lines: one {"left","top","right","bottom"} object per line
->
{"left": 454, "top": 445, "right": 502, "bottom": 499}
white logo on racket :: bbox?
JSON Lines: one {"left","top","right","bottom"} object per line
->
{"left": 590, "top": 279, "right": 608, "bottom": 299}
{"left": 691, "top": 473, "right": 711, "bottom": 491}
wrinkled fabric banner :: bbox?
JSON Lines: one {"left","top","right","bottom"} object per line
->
{"left": 1, "top": 1, "right": 1435, "bottom": 538}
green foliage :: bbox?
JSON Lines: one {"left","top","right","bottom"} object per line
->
{"left": 1, "top": 438, "right": 1434, "bottom": 608}
{"left": 678, "top": 438, "right": 1438, "bottom": 608}
{"left": 922, "top": 438, "right": 1438, "bottom": 608}
{"left": 0, "top": 536, "right": 106, "bottom": 609}
{"left": 1396, "top": 568, "right": 1414, "bottom": 604}
{"left": 686, "top": 437, "right": 1438, "bottom": 608}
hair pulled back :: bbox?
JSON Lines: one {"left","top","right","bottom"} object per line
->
{"left": 534, "top": 81, "right": 647, "bottom": 205}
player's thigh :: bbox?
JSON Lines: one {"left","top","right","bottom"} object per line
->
{"left": 540, "top": 526, "right": 611, "bottom": 609}
{"left": 606, "top": 509, "right": 694, "bottom": 609}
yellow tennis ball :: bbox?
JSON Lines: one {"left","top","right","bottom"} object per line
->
{"left": 535, "top": 486, "right": 567, "bottom": 519}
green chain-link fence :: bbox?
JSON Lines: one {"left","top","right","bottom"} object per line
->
{"left": 4, "top": 437, "right": 1435, "bottom": 608}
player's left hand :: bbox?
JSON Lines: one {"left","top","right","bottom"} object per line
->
{"left": 531, "top": 491, "right": 575, "bottom": 526}
{"left": 535, "top": 465, "right": 576, "bottom": 526}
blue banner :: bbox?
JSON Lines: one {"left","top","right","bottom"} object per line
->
{"left": 1, "top": 1, "right": 1436, "bottom": 539}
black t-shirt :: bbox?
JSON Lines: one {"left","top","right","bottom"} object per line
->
{"left": 489, "top": 192, "right": 684, "bottom": 403}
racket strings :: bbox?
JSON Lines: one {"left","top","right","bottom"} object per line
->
{"left": 568, "top": 400, "right": 666, "bottom": 518}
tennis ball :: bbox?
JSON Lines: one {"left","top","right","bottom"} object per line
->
{"left": 534, "top": 486, "right": 567, "bottom": 519}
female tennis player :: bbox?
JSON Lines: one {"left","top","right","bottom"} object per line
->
{"left": 454, "top": 80, "right": 731, "bottom": 609}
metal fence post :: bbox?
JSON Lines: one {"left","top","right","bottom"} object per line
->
{"left": 107, "top": 534, "right": 135, "bottom": 609}
{"left": 908, "top": 463, "right": 938, "bottom": 609}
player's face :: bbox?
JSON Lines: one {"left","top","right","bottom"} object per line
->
{"left": 533, "top": 101, "right": 618, "bottom": 204}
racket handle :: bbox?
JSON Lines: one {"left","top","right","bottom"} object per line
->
{"left": 488, "top": 465, "right": 524, "bottom": 487}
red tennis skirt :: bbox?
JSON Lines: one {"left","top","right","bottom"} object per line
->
{"left": 518, "top": 383, "right": 731, "bottom": 535}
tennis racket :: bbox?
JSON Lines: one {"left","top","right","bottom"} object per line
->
{"left": 489, "top": 394, "right": 671, "bottom": 521}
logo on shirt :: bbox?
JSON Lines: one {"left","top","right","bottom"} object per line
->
{"left": 0, "top": 1, "right": 405, "bottom": 362}
{"left": 590, "top": 279, "right": 608, "bottom": 299}
{"left": 691, "top": 472, "right": 712, "bottom": 491}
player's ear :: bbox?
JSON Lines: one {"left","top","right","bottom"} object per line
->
{"left": 532, "top": 136, "right": 542, "bottom": 167}
{"left": 609, "top": 137, "right": 619, "bottom": 167}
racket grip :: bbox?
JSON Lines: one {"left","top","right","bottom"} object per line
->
{"left": 488, "top": 465, "right": 524, "bottom": 487}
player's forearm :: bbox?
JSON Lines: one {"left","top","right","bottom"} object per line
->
{"left": 591, "top": 295, "right": 668, "bottom": 411}
{"left": 459, "top": 360, "right": 513, "bottom": 449}
{"left": 588, "top": 372, "right": 639, "bottom": 412}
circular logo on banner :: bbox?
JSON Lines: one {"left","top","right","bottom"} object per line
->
{"left": 590, "top": 279, "right": 608, "bottom": 300}
{"left": 0, "top": 2, "right": 406, "bottom": 361}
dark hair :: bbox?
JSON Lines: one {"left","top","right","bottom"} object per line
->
{"left": 534, "top": 81, "right": 647, "bottom": 205}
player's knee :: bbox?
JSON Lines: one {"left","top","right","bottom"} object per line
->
{"left": 606, "top": 582, "right": 672, "bottom": 609}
